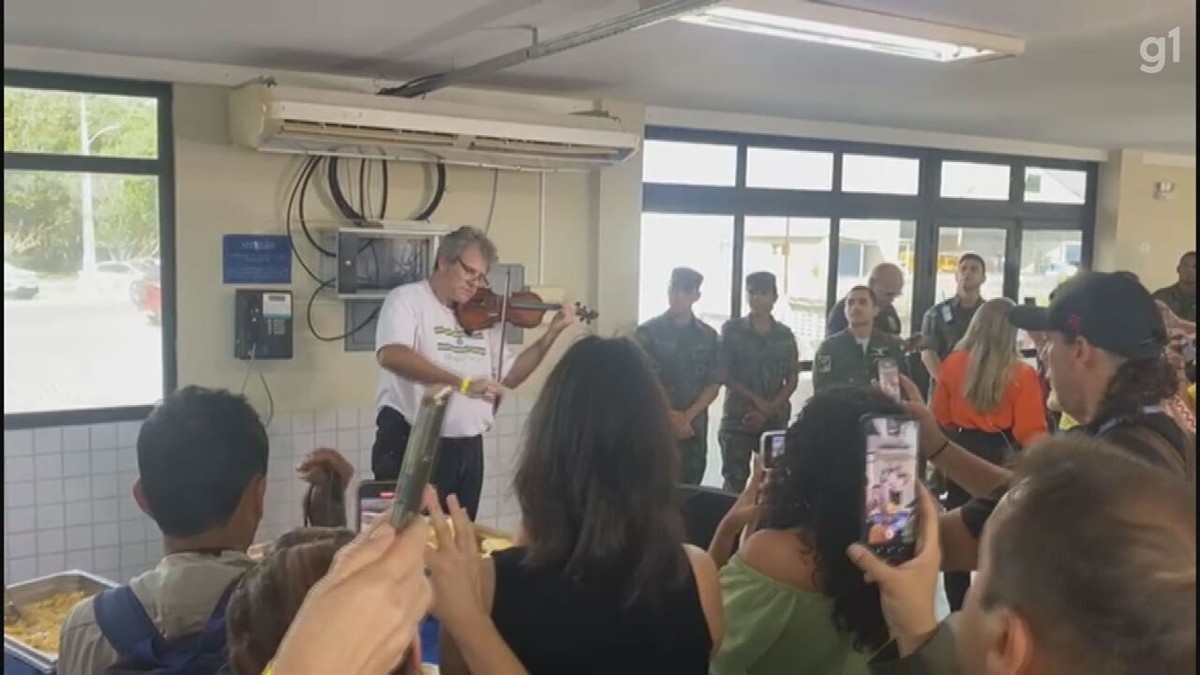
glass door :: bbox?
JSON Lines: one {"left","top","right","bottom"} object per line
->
{"left": 638, "top": 213, "right": 734, "bottom": 329}
{"left": 934, "top": 222, "right": 1010, "bottom": 303}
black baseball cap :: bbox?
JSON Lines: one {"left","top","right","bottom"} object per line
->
{"left": 1009, "top": 271, "right": 1166, "bottom": 360}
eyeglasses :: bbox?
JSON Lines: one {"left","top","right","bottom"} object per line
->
{"left": 457, "top": 259, "right": 491, "bottom": 288}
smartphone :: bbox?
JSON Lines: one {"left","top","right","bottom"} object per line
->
{"left": 877, "top": 358, "right": 901, "bottom": 402}
{"left": 759, "top": 430, "right": 787, "bottom": 469}
{"left": 861, "top": 415, "right": 920, "bottom": 563}
{"left": 388, "top": 387, "right": 452, "bottom": 531}
{"left": 356, "top": 481, "right": 396, "bottom": 532}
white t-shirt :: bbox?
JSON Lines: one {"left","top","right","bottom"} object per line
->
{"left": 375, "top": 280, "right": 510, "bottom": 438}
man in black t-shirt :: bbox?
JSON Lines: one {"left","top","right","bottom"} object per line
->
{"left": 913, "top": 271, "right": 1194, "bottom": 563}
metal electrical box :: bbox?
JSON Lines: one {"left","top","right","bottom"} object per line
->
{"left": 318, "top": 223, "right": 446, "bottom": 299}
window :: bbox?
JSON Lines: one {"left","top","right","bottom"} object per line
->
{"left": 4, "top": 74, "right": 173, "bottom": 423}
{"left": 940, "top": 161, "right": 1011, "bottom": 200}
{"left": 1020, "top": 230, "right": 1084, "bottom": 305}
{"left": 1024, "top": 167, "right": 1087, "bottom": 204}
{"left": 642, "top": 140, "right": 737, "bottom": 186}
{"left": 743, "top": 217, "right": 831, "bottom": 361}
{"left": 838, "top": 242, "right": 865, "bottom": 277}
{"left": 640, "top": 125, "right": 1096, "bottom": 376}
{"left": 935, "top": 227, "right": 1006, "bottom": 301}
{"left": 746, "top": 148, "right": 833, "bottom": 190}
{"left": 638, "top": 214, "right": 734, "bottom": 326}
{"left": 836, "top": 219, "right": 917, "bottom": 335}
{"left": 842, "top": 155, "right": 920, "bottom": 195}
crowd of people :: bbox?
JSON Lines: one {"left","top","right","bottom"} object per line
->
{"left": 51, "top": 231, "right": 1196, "bottom": 675}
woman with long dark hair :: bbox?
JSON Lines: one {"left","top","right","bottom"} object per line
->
{"left": 438, "top": 336, "right": 724, "bottom": 675}
{"left": 709, "top": 386, "right": 900, "bottom": 675}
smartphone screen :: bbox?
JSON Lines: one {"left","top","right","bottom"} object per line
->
{"left": 759, "top": 430, "right": 787, "bottom": 468}
{"left": 877, "top": 358, "right": 901, "bottom": 402}
{"left": 356, "top": 481, "right": 395, "bottom": 532}
{"left": 861, "top": 415, "right": 920, "bottom": 563}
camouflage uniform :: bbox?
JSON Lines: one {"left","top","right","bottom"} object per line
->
{"left": 634, "top": 314, "right": 721, "bottom": 485}
{"left": 920, "top": 297, "right": 982, "bottom": 366}
{"left": 812, "top": 330, "right": 908, "bottom": 393}
{"left": 718, "top": 317, "right": 799, "bottom": 492}
{"left": 1152, "top": 284, "right": 1196, "bottom": 323}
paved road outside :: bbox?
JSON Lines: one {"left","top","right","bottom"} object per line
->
{"left": 4, "top": 281, "right": 162, "bottom": 414}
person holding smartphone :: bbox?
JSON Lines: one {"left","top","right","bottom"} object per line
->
{"left": 708, "top": 387, "right": 908, "bottom": 675}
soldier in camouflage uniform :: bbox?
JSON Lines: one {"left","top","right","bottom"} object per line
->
{"left": 813, "top": 286, "right": 907, "bottom": 393}
{"left": 718, "top": 272, "right": 799, "bottom": 492}
{"left": 634, "top": 267, "right": 721, "bottom": 485}
{"left": 920, "top": 253, "right": 986, "bottom": 385}
{"left": 1151, "top": 251, "right": 1196, "bottom": 323}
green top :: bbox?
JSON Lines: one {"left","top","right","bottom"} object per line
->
{"left": 719, "top": 316, "right": 799, "bottom": 432}
{"left": 813, "top": 330, "right": 907, "bottom": 393}
{"left": 1152, "top": 283, "right": 1196, "bottom": 323}
{"left": 919, "top": 297, "right": 982, "bottom": 359}
{"left": 634, "top": 313, "right": 721, "bottom": 437}
{"left": 712, "top": 555, "right": 871, "bottom": 675}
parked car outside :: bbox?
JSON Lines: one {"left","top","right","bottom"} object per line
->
{"left": 4, "top": 262, "right": 39, "bottom": 300}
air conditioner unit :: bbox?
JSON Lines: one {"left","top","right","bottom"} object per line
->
{"left": 229, "top": 83, "right": 641, "bottom": 172}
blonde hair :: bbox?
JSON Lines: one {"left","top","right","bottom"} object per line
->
{"left": 956, "top": 298, "right": 1020, "bottom": 413}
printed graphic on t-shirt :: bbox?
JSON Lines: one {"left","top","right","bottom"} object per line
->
{"left": 433, "top": 325, "right": 488, "bottom": 364}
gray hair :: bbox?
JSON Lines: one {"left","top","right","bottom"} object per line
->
{"left": 436, "top": 226, "right": 498, "bottom": 267}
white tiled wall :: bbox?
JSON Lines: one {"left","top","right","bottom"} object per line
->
{"left": 4, "top": 396, "right": 530, "bottom": 587}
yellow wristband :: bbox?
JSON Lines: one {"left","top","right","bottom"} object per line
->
{"left": 261, "top": 664, "right": 274, "bottom": 675}
{"left": 460, "top": 377, "right": 471, "bottom": 394}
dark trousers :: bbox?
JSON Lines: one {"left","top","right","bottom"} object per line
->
{"left": 371, "top": 406, "right": 485, "bottom": 521}
{"left": 941, "top": 427, "right": 1014, "bottom": 611}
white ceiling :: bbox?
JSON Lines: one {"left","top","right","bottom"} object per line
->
{"left": 4, "top": 0, "right": 1196, "bottom": 153}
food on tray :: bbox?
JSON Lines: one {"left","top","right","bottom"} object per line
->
{"left": 4, "top": 590, "right": 91, "bottom": 654}
{"left": 480, "top": 537, "right": 514, "bottom": 555}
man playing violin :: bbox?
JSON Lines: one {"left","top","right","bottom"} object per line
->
{"left": 372, "top": 226, "right": 575, "bottom": 520}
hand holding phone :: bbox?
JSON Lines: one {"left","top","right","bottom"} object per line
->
{"left": 759, "top": 430, "right": 787, "bottom": 469}
{"left": 861, "top": 415, "right": 921, "bottom": 564}
{"left": 877, "top": 358, "right": 901, "bottom": 402}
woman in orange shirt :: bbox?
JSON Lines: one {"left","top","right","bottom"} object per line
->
{"left": 931, "top": 297, "right": 1048, "bottom": 610}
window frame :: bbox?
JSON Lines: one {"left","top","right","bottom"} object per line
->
{"left": 642, "top": 125, "right": 1099, "bottom": 371}
{"left": 3, "top": 70, "right": 177, "bottom": 429}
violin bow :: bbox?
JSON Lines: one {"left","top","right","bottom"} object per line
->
{"left": 493, "top": 268, "right": 512, "bottom": 413}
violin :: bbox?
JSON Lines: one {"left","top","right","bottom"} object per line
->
{"left": 455, "top": 287, "right": 599, "bottom": 334}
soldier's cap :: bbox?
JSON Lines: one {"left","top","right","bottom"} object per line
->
{"left": 746, "top": 271, "right": 778, "bottom": 296}
{"left": 670, "top": 267, "right": 704, "bottom": 292}
{"left": 1009, "top": 271, "right": 1166, "bottom": 360}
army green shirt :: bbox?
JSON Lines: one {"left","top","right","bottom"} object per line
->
{"left": 920, "top": 297, "right": 983, "bottom": 359}
{"left": 634, "top": 313, "right": 721, "bottom": 438}
{"left": 813, "top": 329, "right": 907, "bottom": 393}
{"left": 719, "top": 316, "right": 800, "bottom": 432}
{"left": 1152, "top": 283, "right": 1196, "bottom": 323}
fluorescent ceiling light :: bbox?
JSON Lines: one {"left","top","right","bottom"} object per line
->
{"left": 678, "top": 1, "right": 1025, "bottom": 63}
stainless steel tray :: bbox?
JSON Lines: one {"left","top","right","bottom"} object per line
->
{"left": 4, "top": 570, "right": 117, "bottom": 673}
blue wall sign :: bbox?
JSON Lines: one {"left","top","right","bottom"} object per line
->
{"left": 223, "top": 235, "right": 292, "bottom": 284}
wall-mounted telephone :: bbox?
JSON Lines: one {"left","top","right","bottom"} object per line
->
{"left": 235, "top": 289, "right": 294, "bottom": 360}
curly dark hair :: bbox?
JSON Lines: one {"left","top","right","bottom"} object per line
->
{"left": 1100, "top": 357, "right": 1179, "bottom": 420}
{"left": 761, "top": 386, "right": 902, "bottom": 651}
